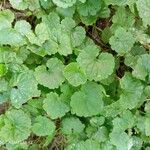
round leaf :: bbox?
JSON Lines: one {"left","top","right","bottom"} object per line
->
{"left": 0, "top": 109, "right": 31, "bottom": 144}
{"left": 77, "top": 45, "right": 115, "bottom": 81}
{"left": 43, "top": 92, "right": 69, "bottom": 119}
{"left": 70, "top": 82, "right": 105, "bottom": 117}
{"left": 35, "top": 58, "right": 65, "bottom": 89}
{"left": 64, "top": 62, "right": 87, "bottom": 87}
{"left": 61, "top": 117, "right": 85, "bottom": 135}
{"left": 32, "top": 116, "right": 55, "bottom": 136}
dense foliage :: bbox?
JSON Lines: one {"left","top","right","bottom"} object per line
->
{"left": 0, "top": 0, "right": 150, "bottom": 149}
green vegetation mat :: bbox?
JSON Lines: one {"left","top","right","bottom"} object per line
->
{"left": 0, "top": 0, "right": 150, "bottom": 149}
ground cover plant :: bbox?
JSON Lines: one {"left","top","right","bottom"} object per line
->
{"left": 0, "top": 0, "right": 150, "bottom": 149}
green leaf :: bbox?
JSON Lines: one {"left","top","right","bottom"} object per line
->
{"left": 130, "top": 136, "right": 143, "bottom": 150}
{"left": 6, "top": 142, "right": 29, "bottom": 150}
{"left": 28, "top": 40, "right": 58, "bottom": 57}
{"left": 52, "top": 0, "right": 76, "bottom": 8}
{"left": 28, "top": 0, "right": 40, "bottom": 11}
{"left": 77, "top": 0, "right": 102, "bottom": 16}
{"left": 133, "top": 28, "right": 150, "bottom": 45}
{"left": 101, "top": 27, "right": 112, "bottom": 43}
{"left": 60, "top": 83, "right": 76, "bottom": 105}
{"left": 40, "top": 0, "right": 54, "bottom": 9}
{"left": 0, "top": 10, "right": 14, "bottom": 30}
{"left": 43, "top": 13, "right": 85, "bottom": 55}
{"left": 61, "top": 18, "right": 76, "bottom": 31}
{"left": 111, "top": 7, "right": 135, "bottom": 31}
{"left": 42, "top": 12, "right": 60, "bottom": 30}
{"left": 70, "top": 82, "right": 105, "bottom": 117}
{"left": 56, "top": 6, "right": 76, "bottom": 17}
{"left": 0, "top": 79, "right": 8, "bottom": 92}
{"left": 0, "top": 28, "right": 26, "bottom": 46}
{"left": 100, "top": 141, "right": 116, "bottom": 150}
{"left": 80, "top": 15, "right": 98, "bottom": 25}
{"left": 103, "top": 73, "right": 144, "bottom": 117}
{"left": 109, "top": 27, "right": 135, "bottom": 55}
{"left": 23, "top": 98, "right": 43, "bottom": 117}
{"left": 42, "top": 13, "right": 79, "bottom": 56}
{"left": 69, "top": 139, "right": 100, "bottom": 150}
{"left": 10, "top": 71, "right": 41, "bottom": 108}
{"left": 0, "top": 51, "right": 17, "bottom": 64}
{"left": 27, "top": 22, "right": 49, "bottom": 46}
{"left": 103, "top": 101, "right": 123, "bottom": 118}
{"left": 9, "top": 0, "right": 40, "bottom": 11}
{"left": 79, "top": 0, "right": 86, "bottom": 2}
{"left": 145, "top": 117, "right": 150, "bottom": 136}
{"left": 132, "top": 54, "right": 150, "bottom": 81}
{"left": 14, "top": 20, "right": 31, "bottom": 36}
{"left": 71, "top": 27, "right": 86, "bottom": 47}
{"left": 0, "top": 109, "right": 31, "bottom": 144}
{"left": 145, "top": 101, "right": 150, "bottom": 113}
{"left": 32, "top": 116, "right": 55, "bottom": 136}
{"left": 124, "top": 46, "right": 147, "bottom": 68}
{"left": 90, "top": 116, "right": 105, "bottom": 127}
{"left": 57, "top": 32, "right": 73, "bottom": 55}
{"left": 136, "top": 0, "right": 150, "bottom": 26}
{"left": 77, "top": 45, "right": 115, "bottom": 81}
{"left": 110, "top": 130, "right": 132, "bottom": 150}
{"left": 43, "top": 92, "right": 69, "bottom": 119}
{"left": 99, "top": 3, "right": 110, "bottom": 18}
{"left": 119, "top": 73, "right": 144, "bottom": 109}
{"left": 0, "top": 92, "right": 9, "bottom": 104}
{"left": 0, "top": 64, "right": 7, "bottom": 77}
{"left": 35, "top": 58, "right": 65, "bottom": 89}
{"left": 112, "top": 110, "right": 135, "bottom": 131}
{"left": 61, "top": 117, "right": 85, "bottom": 135}
{"left": 63, "top": 62, "right": 87, "bottom": 87}
{"left": 34, "top": 23, "right": 49, "bottom": 44}
{"left": 9, "top": 0, "right": 28, "bottom": 10}
{"left": 105, "top": 0, "right": 136, "bottom": 6}
{"left": 91, "top": 126, "right": 109, "bottom": 143}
